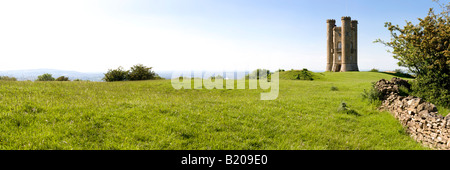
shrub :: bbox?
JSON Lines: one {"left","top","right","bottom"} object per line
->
{"left": 369, "top": 68, "right": 379, "bottom": 72}
{"left": 300, "top": 68, "right": 313, "bottom": 80}
{"left": 294, "top": 69, "right": 314, "bottom": 80}
{"left": 55, "top": 76, "right": 69, "bottom": 81}
{"left": 411, "top": 73, "right": 450, "bottom": 106}
{"left": 128, "top": 64, "right": 158, "bottom": 81}
{"left": 398, "top": 85, "right": 411, "bottom": 97}
{"left": 0, "top": 76, "right": 17, "bottom": 81}
{"left": 361, "top": 83, "right": 382, "bottom": 105}
{"left": 103, "top": 64, "right": 162, "bottom": 82}
{"left": 37, "top": 73, "right": 55, "bottom": 81}
{"left": 331, "top": 86, "right": 339, "bottom": 91}
{"left": 246, "top": 69, "right": 271, "bottom": 80}
{"left": 103, "top": 67, "right": 129, "bottom": 82}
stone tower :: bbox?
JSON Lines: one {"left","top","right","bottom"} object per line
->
{"left": 326, "top": 16, "right": 359, "bottom": 72}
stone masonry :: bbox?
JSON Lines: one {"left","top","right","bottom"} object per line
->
{"left": 326, "top": 16, "right": 359, "bottom": 72}
{"left": 376, "top": 77, "right": 450, "bottom": 150}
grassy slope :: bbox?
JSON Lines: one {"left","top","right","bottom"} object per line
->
{"left": 0, "top": 72, "right": 427, "bottom": 149}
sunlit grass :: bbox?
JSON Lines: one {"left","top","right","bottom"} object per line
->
{"left": 0, "top": 72, "right": 428, "bottom": 149}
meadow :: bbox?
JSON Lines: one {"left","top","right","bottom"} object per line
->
{"left": 0, "top": 72, "right": 430, "bottom": 149}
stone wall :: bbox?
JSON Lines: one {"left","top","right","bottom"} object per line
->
{"left": 376, "top": 77, "right": 450, "bottom": 150}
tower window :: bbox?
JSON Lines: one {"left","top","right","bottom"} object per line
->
{"left": 337, "top": 42, "right": 341, "bottom": 49}
{"left": 338, "top": 54, "right": 341, "bottom": 61}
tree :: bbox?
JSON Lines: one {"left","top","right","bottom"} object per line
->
{"left": 55, "top": 76, "right": 69, "bottom": 81}
{"left": 246, "top": 69, "right": 271, "bottom": 80}
{"left": 0, "top": 76, "right": 17, "bottom": 81}
{"left": 127, "top": 64, "right": 157, "bottom": 81}
{"left": 37, "top": 73, "right": 55, "bottom": 81}
{"left": 103, "top": 66, "right": 129, "bottom": 82}
{"left": 103, "top": 64, "right": 161, "bottom": 82}
{"left": 375, "top": 0, "right": 450, "bottom": 106}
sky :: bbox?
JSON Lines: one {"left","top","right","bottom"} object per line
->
{"left": 0, "top": 0, "right": 445, "bottom": 73}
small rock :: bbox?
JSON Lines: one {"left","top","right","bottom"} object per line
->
{"left": 418, "top": 110, "right": 430, "bottom": 118}
{"left": 431, "top": 133, "right": 438, "bottom": 138}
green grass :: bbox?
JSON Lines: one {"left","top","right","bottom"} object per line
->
{"left": 437, "top": 106, "right": 450, "bottom": 117}
{"left": 0, "top": 72, "right": 428, "bottom": 149}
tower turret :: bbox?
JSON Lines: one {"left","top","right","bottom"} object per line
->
{"left": 350, "top": 20, "right": 359, "bottom": 71}
{"left": 326, "top": 19, "right": 336, "bottom": 72}
{"left": 340, "top": 16, "right": 351, "bottom": 72}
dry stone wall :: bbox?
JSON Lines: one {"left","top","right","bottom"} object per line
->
{"left": 376, "top": 77, "right": 450, "bottom": 150}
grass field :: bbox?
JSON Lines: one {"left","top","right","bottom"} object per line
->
{"left": 0, "top": 71, "right": 431, "bottom": 149}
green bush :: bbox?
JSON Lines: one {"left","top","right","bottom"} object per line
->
{"left": 103, "top": 64, "right": 162, "bottom": 82}
{"left": 331, "top": 86, "right": 339, "bottom": 91}
{"left": 375, "top": 2, "right": 450, "bottom": 107}
{"left": 0, "top": 76, "right": 17, "bottom": 81}
{"left": 369, "top": 68, "right": 379, "bottom": 72}
{"left": 55, "top": 76, "right": 69, "bottom": 81}
{"left": 298, "top": 68, "right": 313, "bottom": 80}
{"left": 103, "top": 67, "right": 129, "bottom": 82}
{"left": 361, "top": 83, "right": 382, "bottom": 105}
{"left": 292, "top": 69, "right": 314, "bottom": 80}
{"left": 398, "top": 85, "right": 411, "bottom": 97}
{"left": 246, "top": 69, "right": 271, "bottom": 80}
{"left": 411, "top": 73, "right": 449, "bottom": 106}
{"left": 37, "top": 73, "right": 55, "bottom": 81}
{"left": 128, "top": 64, "right": 159, "bottom": 81}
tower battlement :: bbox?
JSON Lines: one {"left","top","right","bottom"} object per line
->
{"left": 326, "top": 17, "right": 359, "bottom": 72}
{"left": 326, "top": 19, "right": 336, "bottom": 23}
{"left": 341, "top": 16, "right": 351, "bottom": 20}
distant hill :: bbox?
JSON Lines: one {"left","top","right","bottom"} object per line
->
{"left": 1, "top": 69, "right": 323, "bottom": 81}
{"left": 0, "top": 69, "right": 104, "bottom": 81}
{"left": 0, "top": 69, "right": 186, "bottom": 81}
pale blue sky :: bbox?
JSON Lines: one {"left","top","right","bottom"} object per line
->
{"left": 0, "top": 0, "right": 445, "bottom": 72}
